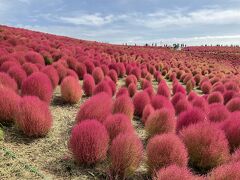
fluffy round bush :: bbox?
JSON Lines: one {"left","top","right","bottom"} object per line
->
{"left": 7, "top": 66, "right": 27, "bottom": 89}
{"left": 41, "top": 65, "right": 59, "bottom": 89}
{"left": 69, "top": 119, "right": 109, "bottom": 165}
{"left": 61, "top": 76, "right": 82, "bottom": 104}
{"left": 207, "top": 92, "right": 224, "bottom": 104}
{"left": 231, "top": 148, "right": 240, "bottom": 163}
{"left": 133, "top": 91, "right": 151, "bottom": 116}
{"left": 104, "top": 76, "right": 116, "bottom": 96}
{"left": 224, "top": 90, "right": 237, "bottom": 104}
{"left": 92, "top": 67, "right": 104, "bottom": 84}
{"left": 175, "top": 99, "right": 192, "bottom": 115}
{"left": 84, "top": 61, "right": 95, "bottom": 74}
{"left": 21, "top": 72, "right": 53, "bottom": 103}
{"left": 75, "top": 63, "right": 87, "bottom": 80}
{"left": 0, "top": 87, "right": 20, "bottom": 123}
{"left": 145, "top": 108, "right": 176, "bottom": 137}
{"left": 22, "top": 62, "right": 39, "bottom": 76}
{"left": 176, "top": 107, "right": 207, "bottom": 132}
{"left": 208, "top": 162, "right": 240, "bottom": 180}
{"left": 221, "top": 112, "right": 240, "bottom": 151}
{"left": 201, "top": 81, "right": 212, "bottom": 94}
{"left": 83, "top": 74, "right": 95, "bottom": 96}
{"left": 151, "top": 95, "right": 175, "bottom": 114}
{"left": 100, "top": 64, "right": 109, "bottom": 75}
{"left": 191, "top": 97, "right": 209, "bottom": 113}
{"left": 0, "top": 72, "right": 18, "bottom": 92}
{"left": 93, "top": 80, "right": 112, "bottom": 96}
{"left": 109, "top": 133, "right": 143, "bottom": 179}
{"left": 0, "top": 61, "right": 20, "bottom": 72}
{"left": 103, "top": 114, "right": 134, "bottom": 141}
{"left": 112, "top": 95, "right": 134, "bottom": 120}
{"left": 142, "top": 104, "right": 155, "bottom": 124}
{"left": 226, "top": 97, "right": 240, "bottom": 112}
{"left": 75, "top": 92, "right": 113, "bottom": 123}
{"left": 25, "top": 51, "right": 45, "bottom": 65}
{"left": 208, "top": 103, "right": 229, "bottom": 123}
{"left": 153, "top": 165, "right": 196, "bottom": 180}
{"left": 130, "top": 67, "right": 141, "bottom": 80}
{"left": 157, "top": 81, "right": 170, "bottom": 98}
{"left": 66, "top": 69, "right": 78, "bottom": 80}
{"left": 146, "top": 133, "right": 188, "bottom": 173}
{"left": 171, "top": 92, "right": 186, "bottom": 107}
{"left": 128, "top": 82, "right": 137, "bottom": 97}
{"left": 187, "top": 91, "right": 198, "bottom": 102}
{"left": 125, "top": 75, "right": 137, "bottom": 87}
{"left": 180, "top": 122, "right": 230, "bottom": 173}
{"left": 108, "top": 69, "right": 118, "bottom": 83}
{"left": 15, "top": 96, "right": 52, "bottom": 136}
{"left": 116, "top": 87, "right": 129, "bottom": 98}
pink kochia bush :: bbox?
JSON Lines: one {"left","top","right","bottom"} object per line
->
{"left": 7, "top": 66, "right": 27, "bottom": 89}
{"left": 226, "top": 97, "right": 240, "bottom": 112}
{"left": 61, "top": 76, "right": 82, "bottom": 104}
{"left": 0, "top": 72, "right": 18, "bottom": 92}
{"left": 0, "top": 87, "right": 20, "bottom": 123}
{"left": 208, "top": 103, "right": 229, "bottom": 123}
{"left": 21, "top": 72, "right": 53, "bottom": 103}
{"left": 75, "top": 92, "right": 112, "bottom": 123}
{"left": 93, "top": 80, "right": 112, "bottom": 96}
{"left": 151, "top": 95, "right": 175, "bottom": 113}
{"left": 145, "top": 108, "right": 176, "bottom": 137}
{"left": 103, "top": 114, "right": 134, "bottom": 141}
{"left": 180, "top": 122, "right": 230, "bottom": 172}
{"left": 25, "top": 51, "right": 45, "bottom": 65}
{"left": 207, "top": 91, "right": 224, "bottom": 104}
{"left": 41, "top": 66, "right": 59, "bottom": 89}
{"left": 153, "top": 165, "right": 197, "bottom": 180}
{"left": 231, "top": 148, "right": 240, "bottom": 163}
{"left": 176, "top": 107, "right": 207, "bottom": 132}
{"left": 128, "top": 82, "right": 137, "bottom": 97}
{"left": 146, "top": 133, "right": 188, "bottom": 173}
{"left": 133, "top": 91, "right": 151, "bottom": 116}
{"left": 208, "top": 162, "right": 240, "bottom": 180}
{"left": 142, "top": 104, "right": 155, "bottom": 124}
{"left": 157, "top": 81, "right": 170, "bottom": 98}
{"left": 109, "top": 133, "right": 143, "bottom": 179}
{"left": 69, "top": 119, "right": 109, "bottom": 165}
{"left": 112, "top": 95, "right": 134, "bottom": 120}
{"left": 83, "top": 74, "right": 95, "bottom": 96}
{"left": 174, "top": 99, "right": 192, "bottom": 115}
{"left": 92, "top": 67, "right": 104, "bottom": 84}
{"left": 15, "top": 96, "right": 52, "bottom": 137}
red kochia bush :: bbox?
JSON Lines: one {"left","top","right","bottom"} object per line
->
{"left": 125, "top": 75, "right": 137, "bottom": 87}
{"left": 16, "top": 96, "right": 52, "bottom": 136}
{"left": 201, "top": 81, "right": 212, "bottom": 94}
{"left": 175, "top": 99, "right": 192, "bottom": 115}
{"left": 116, "top": 87, "right": 129, "bottom": 98}
{"left": 208, "top": 103, "right": 229, "bottom": 123}
{"left": 7, "top": 66, "right": 27, "bottom": 88}
{"left": 142, "top": 104, "right": 155, "bottom": 124}
{"left": 146, "top": 134, "right": 188, "bottom": 173}
{"left": 207, "top": 91, "right": 224, "bottom": 104}
{"left": 171, "top": 92, "right": 186, "bottom": 107}
{"left": 226, "top": 97, "right": 240, "bottom": 112}
{"left": 75, "top": 92, "right": 113, "bottom": 123}
{"left": 21, "top": 72, "right": 53, "bottom": 103}
{"left": 109, "top": 133, "right": 143, "bottom": 179}
{"left": 75, "top": 63, "right": 87, "bottom": 80}
{"left": 0, "top": 72, "right": 18, "bottom": 92}
{"left": 133, "top": 91, "right": 151, "bottom": 116}
{"left": 224, "top": 90, "right": 237, "bottom": 104}
{"left": 221, "top": 112, "right": 240, "bottom": 151}
{"left": 208, "top": 162, "right": 240, "bottom": 180}
{"left": 92, "top": 67, "right": 104, "bottom": 84}
{"left": 93, "top": 80, "right": 112, "bottom": 96}
{"left": 145, "top": 108, "right": 176, "bottom": 137}
{"left": 22, "top": 62, "right": 39, "bottom": 75}
{"left": 69, "top": 119, "right": 109, "bottom": 165}
{"left": 231, "top": 148, "right": 240, "bottom": 163}
{"left": 61, "top": 76, "right": 82, "bottom": 104}
{"left": 157, "top": 81, "right": 170, "bottom": 98}
{"left": 154, "top": 165, "right": 196, "bottom": 180}
{"left": 0, "top": 61, "right": 20, "bottom": 72}
{"left": 103, "top": 114, "right": 134, "bottom": 141}
{"left": 176, "top": 107, "right": 207, "bottom": 132}
{"left": 83, "top": 74, "right": 95, "bottom": 96}
{"left": 112, "top": 95, "right": 134, "bottom": 120}
{"left": 191, "top": 97, "right": 209, "bottom": 113}
{"left": 0, "top": 87, "right": 20, "bottom": 123}
{"left": 180, "top": 122, "right": 230, "bottom": 172}
{"left": 25, "top": 51, "right": 45, "bottom": 65}
{"left": 41, "top": 65, "right": 59, "bottom": 89}
{"left": 151, "top": 95, "right": 175, "bottom": 113}
{"left": 128, "top": 83, "right": 137, "bottom": 97}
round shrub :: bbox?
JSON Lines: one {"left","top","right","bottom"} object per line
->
{"left": 75, "top": 63, "right": 87, "bottom": 80}
{"left": 92, "top": 67, "right": 104, "bottom": 84}
{"left": 231, "top": 148, "right": 240, "bottom": 163}
{"left": 175, "top": 99, "right": 192, "bottom": 115}
{"left": 125, "top": 75, "right": 137, "bottom": 87}
{"left": 112, "top": 95, "right": 134, "bottom": 120}
{"left": 84, "top": 61, "right": 95, "bottom": 74}
{"left": 0, "top": 87, "right": 20, "bottom": 123}
{"left": 133, "top": 91, "right": 151, "bottom": 117}
{"left": 66, "top": 69, "right": 78, "bottom": 80}
{"left": 224, "top": 90, "right": 237, "bottom": 104}
{"left": 208, "top": 103, "right": 229, "bottom": 123}
{"left": 25, "top": 51, "right": 45, "bottom": 65}
{"left": 103, "top": 114, "right": 134, "bottom": 141}
{"left": 69, "top": 119, "right": 109, "bottom": 165}
{"left": 142, "top": 104, "right": 155, "bottom": 125}
{"left": 201, "top": 81, "right": 212, "bottom": 94}
{"left": 83, "top": 74, "right": 95, "bottom": 96}
{"left": 16, "top": 96, "right": 52, "bottom": 136}
{"left": 176, "top": 107, "right": 207, "bottom": 132}
{"left": 109, "top": 133, "right": 143, "bottom": 179}
{"left": 130, "top": 67, "right": 141, "bottom": 80}
{"left": 153, "top": 165, "right": 196, "bottom": 180}
{"left": 146, "top": 133, "right": 188, "bottom": 173}
{"left": 208, "top": 162, "right": 240, "bottom": 180}
{"left": 226, "top": 97, "right": 240, "bottom": 112}
{"left": 207, "top": 92, "right": 224, "bottom": 104}
{"left": 171, "top": 92, "right": 186, "bottom": 107}
{"left": 108, "top": 69, "right": 118, "bottom": 83}
{"left": 180, "top": 122, "right": 230, "bottom": 173}
{"left": 93, "top": 80, "right": 112, "bottom": 96}
{"left": 61, "top": 76, "right": 82, "bottom": 104}
{"left": 145, "top": 108, "right": 176, "bottom": 137}
{"left": 41, "top": 65, "right": 59, "bottom": 89}
{"left": 21, "top": 72, "right": 53, "bottom": 103}
{"left": 151, "top": 95, "right": 175, "bottom": 113}
{"left": 157, "top": 81, "right": 170, "bottom": 98}
{"left": 0, "top": 61, "right": 20, "bottom": 72}
{"left": 128, "top": 82, "right": 137, "bottom": 97}
{"left": 7, "top": 66, "right": 27, "bottom": 89}
{"left": 191, "top": 97, "right": 209, "bottom": 113}
{"left": 0, "top": 72, "right": 18, "bottom": 92}
{"left": 22, "top": 62, "right": 39, "bottom": 76}
{"left": 187, "top": 91, "right": 198, "bottom": 102}
{"left": 75, "top": 92, "right": 113, "bottom": 123}
{"left": 116, "top": 87, "right": 129, "bottom": 98}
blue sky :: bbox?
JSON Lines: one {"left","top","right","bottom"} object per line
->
{"left": 0, "top": 0, "right": 240, "bottom": 45}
